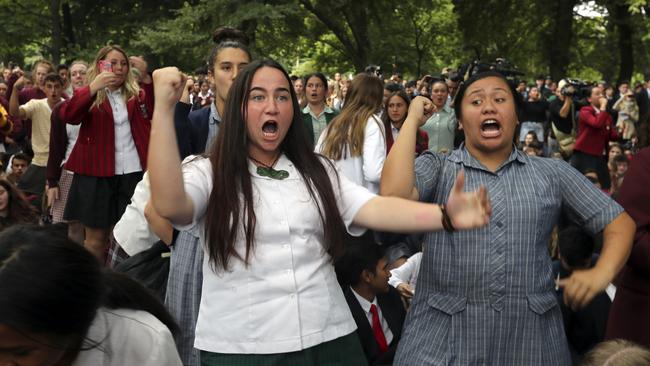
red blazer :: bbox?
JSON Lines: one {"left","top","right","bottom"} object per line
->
{"left": 58, "top": 84, "right": 153, "bottom": 177}
{"left": 574, "top": 105, "right": 618, "bottom": 157}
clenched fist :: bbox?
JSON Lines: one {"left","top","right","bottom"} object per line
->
{"left": 152, "top": 67, "right": 187, "bottom": 109}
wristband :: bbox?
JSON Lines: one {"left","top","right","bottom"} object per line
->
{"left": 440, "top": 205, "right": 456, "bottom": 233}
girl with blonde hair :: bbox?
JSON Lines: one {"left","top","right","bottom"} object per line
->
{"left": 58, "top": 45, "right": 153, "bottom": 261}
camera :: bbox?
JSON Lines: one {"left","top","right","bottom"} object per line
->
{"left": 560, "top": 78, "right": 591, "bottom": 98}
{"left": 364, "top": 65, "right": 382, "bottom": 79}
{"left": 456, "top": 57, "right": 524, "bottom": 84}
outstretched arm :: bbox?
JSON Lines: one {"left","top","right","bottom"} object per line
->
{"left": 356, "top": 170, "right": 491, "bottom": 232}
{"left": 148, "top": 67, "right": 194, "bottom": 225}
{"left": 380, "top": 96, "right": 434, "bottom": 200}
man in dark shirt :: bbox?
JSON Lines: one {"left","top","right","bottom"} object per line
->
{"left": 519, "top": 86, "right": 550, "bottom": 144}
{"left": 549, "top": 80, "right": 589, "bottom": 159}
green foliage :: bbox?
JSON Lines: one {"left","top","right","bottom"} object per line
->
{"left": 132, "top": 1, "right": 213, "bottom": 71}
{"left": 570, "top": 11, "right": 610, "bottom": 80}
{"left": 1, "top": 0, "right": 649, "bottom": 82}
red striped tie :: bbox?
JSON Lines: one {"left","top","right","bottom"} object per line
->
{"left": 370, "top": 304, "right": 388, "bottom": 353}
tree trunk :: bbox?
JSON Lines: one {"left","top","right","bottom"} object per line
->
{"left": 544, "top": 0, "right": 578, "bottom": 80}
{"left": 299, "top": 0, "right": 370, "bottom": 73}
{"left": 62, "top": 1, "right": 75, "bottom": 47}
{"left": 606, "top": 1, "right": 634, "bottom": 83}
{"left": 50, "top": 0, "right": 62, "bottom": 64}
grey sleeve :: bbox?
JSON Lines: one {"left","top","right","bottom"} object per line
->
{"left": 414, "top": 152, "right": 443, "bottom": 203}
{"left": 557, "top": 159, "right": 624, "bottom": 234}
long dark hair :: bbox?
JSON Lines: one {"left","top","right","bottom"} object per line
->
{"left": 0, "top": 179, "right": 38, "bottom": 230}
{"left": 0, "top": 225, "right": 179, "bottom": 348}
{"left": 205, "top": 59, "right": 347, "bottom": 271}
{"left": 381, "top": 90, "right": 411, "bottom": 128}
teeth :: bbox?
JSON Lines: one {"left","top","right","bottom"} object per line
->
{"left": 483, "top": 120, "right": 498, "bottom": 125}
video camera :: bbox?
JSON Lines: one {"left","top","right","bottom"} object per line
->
{"left": 364, "top": 65, "right": 382, "bottom": 79}
{"left": 456, "top": 57, "right": 524, "bottom": 84}
{"left": 560, "top": 78, "right": 592, "bottom": 99}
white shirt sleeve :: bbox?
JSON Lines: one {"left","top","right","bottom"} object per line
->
{"left": 362, "top": 116, "right": 386, "bottom": 184}
{"left": 322, "top": 157, "right": 376, "bottom": 236}
{"left": 73, "top": 308, "right": 183, "bottom": 366}
{"left": 389, "top": 252, "right": 422, "bottom": 288}
{"left": 113, "top": 173, "right": 160, "bottom": 256}
{"left": 173, "top": 156, "right": 213, "bottom": 233}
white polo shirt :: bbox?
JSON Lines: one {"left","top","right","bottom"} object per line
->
{"left": 177, "top": 154, "right": 376, "bottom": 354}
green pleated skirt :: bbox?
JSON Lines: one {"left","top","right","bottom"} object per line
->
{"left": 200, "top": 332, "right": 368, "bottom": 366}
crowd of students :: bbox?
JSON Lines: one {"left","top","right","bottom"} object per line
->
{"left": 0, "top": 25, "right": 649, "bottom": 366}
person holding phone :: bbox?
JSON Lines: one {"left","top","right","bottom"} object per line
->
{"left": 57, "top": 45, "right": 153, "bottom": 262}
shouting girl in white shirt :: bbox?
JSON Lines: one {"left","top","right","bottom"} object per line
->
{"left": 147, "top": 60, "right": 491, "bottom": 365}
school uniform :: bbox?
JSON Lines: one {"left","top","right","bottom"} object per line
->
{"left": 301, "top": 105, "right": 338, "bottom": 147}
{"left": 72, "top": 308, "right": 182, "bottom": 366}
{"left": 58, "top": 85, "right": 152, "bottom": 228}
{"left": 345, "top": 287, "right": 406, "bottom": 365}
{"left": 315, "top": 114, "right": 386, "bottom": 194}
{"left": 47, "top": 101, "right": 80, "bottom": 222}
{"left": 173, "top": 101, "right": 219, "bottom": 159}
{"left": 176, "top": 154, "right": 375, "bottom": 364}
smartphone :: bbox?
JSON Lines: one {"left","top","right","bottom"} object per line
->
{"left": 98, "top": 60, "right": 113, "bottom": 73}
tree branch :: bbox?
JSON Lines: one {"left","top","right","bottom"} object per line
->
{"left": 299, "top": 0, "right": 359, "bottom": 62}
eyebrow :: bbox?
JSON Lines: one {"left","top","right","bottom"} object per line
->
{"left": 468, "top": 87, "right": 508, "bottom": 95}
{"left": 249, "top": 86, "right": 291, "bottom": 93}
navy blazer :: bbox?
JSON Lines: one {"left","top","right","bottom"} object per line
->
{"left": 344, "top": 286, "right": 406, "bottom": 366}
{"left": 174, "top": 102, "right": 211, "bottom": 159}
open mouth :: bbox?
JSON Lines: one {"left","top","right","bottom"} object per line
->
{"left": 480, "top": 119, "right": 502, "bottom": 138}
{"left": 262, "top": 121, "right": 278, "bottom": 138}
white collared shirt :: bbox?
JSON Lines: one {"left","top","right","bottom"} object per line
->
{"left": 72, "top": 308, "right": 182, "bottom": 365}
{"left": 303, "top": 104, "right": 334, "bottom": 143}
{"left": 63, "top": 124, "right": 80, "bottom": 165}
{"left": 176, "top": 154, "right": 376, "bottom": 354}
{"left": 106, "top": 88, "right": 142, "bottom": 174}
{"left": 315, "top": 114, "right": 386, "bottom": 194}
{"left": 113, "top": 173, "right": 159, "bottom": 256}
{"left": 350, "top": 287, "right": 394, "bottom": 345}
